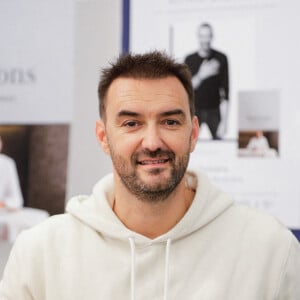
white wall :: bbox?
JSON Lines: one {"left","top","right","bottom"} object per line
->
{"left": 67, "top": 0, "right": 122, "bottom": 199}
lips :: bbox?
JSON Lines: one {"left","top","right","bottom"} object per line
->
{"left": 139, "top": 158, "right": 169, "bottom": 165}
{"left": 134, "top": 149, "right": 175, "bottom": 167}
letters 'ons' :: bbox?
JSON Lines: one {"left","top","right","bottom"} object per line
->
{"left": 0, "top": 68, "right": 36, "bottom": 85}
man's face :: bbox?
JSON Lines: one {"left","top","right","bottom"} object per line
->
{"left": 198, "top": 25, "right": 213, "bottom": 52}
{"left": 96, "top": 76, "right": 199, "bottom": 202}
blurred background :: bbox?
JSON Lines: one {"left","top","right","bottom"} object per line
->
{"left": 0, "top": 0, "right": 120, "bottom": 276}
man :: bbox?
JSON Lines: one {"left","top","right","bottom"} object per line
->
{"left": 0, "top": 52, "right": 299, "bottom": 299}
{"left": 185, "top": 23, "right": 229, "bottom": 139}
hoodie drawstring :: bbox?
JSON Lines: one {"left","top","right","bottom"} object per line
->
{"left": 129, "top": 237, "right": 136, "bottom": 300}
{"left": 128, "top": 237, "right": 172, "bottom": 300}
{"left": 163, "top": 238, "right": 171, "bottom": 300}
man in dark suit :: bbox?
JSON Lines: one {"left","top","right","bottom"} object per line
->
{"left": 185, "top": 23, "right": 229, "bottom": 140}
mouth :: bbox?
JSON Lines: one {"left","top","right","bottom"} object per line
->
{"left": 138, "top": 158, "right": 170, "bottom": 166}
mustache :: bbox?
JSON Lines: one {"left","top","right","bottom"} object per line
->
{"left": 133, "top": 149, "right": 175, "bottom": 160}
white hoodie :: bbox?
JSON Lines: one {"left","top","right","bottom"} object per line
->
{"left": 1, "top": 171, "right": 299, "bottom": 299}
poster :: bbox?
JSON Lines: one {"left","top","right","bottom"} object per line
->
{"left": 0, "top": 1, "right": 74, "bottom": 228}
{"left": 128, "top": 0, "right": 300, "bottom": 234}
{"left": 0, "top": 0, "right": 74, "bottom": 124}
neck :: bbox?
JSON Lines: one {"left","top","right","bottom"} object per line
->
{"left": 112, "top": 175, "right": 195, "bottom": 239}
{"left": 198, "top": 48, "right": 211, "bottom": 58}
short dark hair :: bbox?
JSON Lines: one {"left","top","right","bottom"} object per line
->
{"left": 98, "top": 51, "right": 194, "bottom": 120}
{"left": 198, "top": 22, "right": 213, "bottom": 36}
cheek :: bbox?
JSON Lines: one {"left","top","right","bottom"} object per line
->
{"left": 108, "top": 133, "right": 139, "bottom": 159}
{"left": 164, "top": 133, "right": 192, "bottom": 154}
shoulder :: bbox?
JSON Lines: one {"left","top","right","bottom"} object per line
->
{"left": 0, "top": 214, "right": 86, "bottom": 296}
{"left": 14, "top": 213, "right": 83, "bottom": 250}
{"left": 229, "top": 204, "right": 288, "bottom": 231}
{"left": 4, "top": 213, "right": 92, "bottom": 275}
{"left": 229, "top": 205, "right": 300, "bottom": 296}
{"left": 0, "top": 154, "right": 15, "bottom": 166}
{"left": 211, "top": 49, "right": 228, "bottom": 61}
{"left": 223, "top": 204, "right": 300, "bottom": 277}
{"left": 228, "top": 204, "right": 297, "bottom": 246}
{"left": 184, "top": 52, "right": 198, "bottom": 62}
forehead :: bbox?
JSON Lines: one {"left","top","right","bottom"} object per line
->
{"left": 105, "top": 76, "right": 190, "bottom": 114}
{"left": 198, "top": 26, "right": 212, "bottom": 36}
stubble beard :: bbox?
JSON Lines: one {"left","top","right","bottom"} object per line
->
{"left": 109, "top": 147, "right": 190, "bottom": 203}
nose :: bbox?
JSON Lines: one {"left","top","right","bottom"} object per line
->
{"left": 141, "top": 124, "right": 164, "bottom": 152}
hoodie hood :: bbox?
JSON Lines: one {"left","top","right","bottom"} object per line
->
{"left": 66, "top": 171, "right": 234, "bottom": 245}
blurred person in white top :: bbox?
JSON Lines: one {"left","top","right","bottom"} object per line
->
{"left": 0, "top": 136, "right": 23, "bottom": 211}
{"left": 246, "top": 131, "right": 270, "bottom": 152}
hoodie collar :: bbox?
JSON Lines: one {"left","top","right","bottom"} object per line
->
{"left": 66, "top": 171, "right": 234, "bottom": 245}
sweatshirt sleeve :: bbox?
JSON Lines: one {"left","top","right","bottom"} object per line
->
{"left": 276, "top": 234, "right": 300, "bottom": 299}
{"left": 0, "top": 233, "right": 34, "bottom": 300}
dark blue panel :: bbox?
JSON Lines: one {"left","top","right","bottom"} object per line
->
{"left": 122, "top": 0, "right": 130, "bottom": 53}
{"left": 291, "top": 229, "right": 300, "bottom": 242}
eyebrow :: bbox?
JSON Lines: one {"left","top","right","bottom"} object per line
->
{"left": 117, "top": 109, "right": 186, "bottom": 119}
{"left": 117, "top": 110, "right": 140, "bottom": 118}
{"left": 159, "top": 109, "right": 186, "bottom": 118}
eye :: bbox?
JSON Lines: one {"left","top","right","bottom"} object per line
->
{"left": 123, "top": 120, "right": 139, "bottom": 128}
{"left": 164, "top": 119, "right": 180, "bottom": 126}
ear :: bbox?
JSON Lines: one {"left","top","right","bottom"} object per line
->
{"left": 190, "top": 116, "right": 200, "bottom": 153}
{"left": 95, "top": 119, "right": 110, "bottom": 155}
